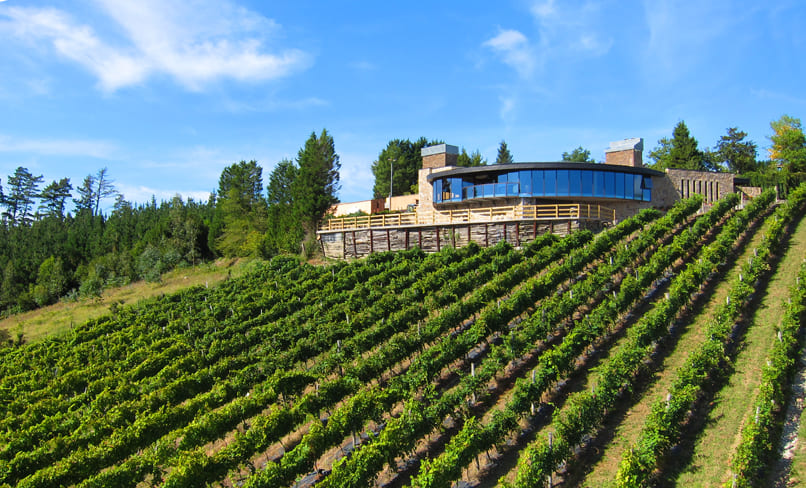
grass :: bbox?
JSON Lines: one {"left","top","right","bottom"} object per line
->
{"left": 578, "top": 212, "right": 771, "bottom": 488}
{"left": 673, "top": 211, "right": 806, "bottom": 487}
{"left": 0, "top": 257, "right": 260, "bottom": 343}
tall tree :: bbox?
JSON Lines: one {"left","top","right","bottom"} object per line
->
{"left": 647, "top": 137, "right": 672, "bottom": 169}
{"left": 456, "top": 148, "right": 487, "bottom": 167}
{"left": 214, "top": 160, "right": 267, "bottom": 257}
{"left": 293, "top": 129, "right": 341, "bottom": 236}
{"left": 495, "top": 140, "right": 514, "bottom": 165}
{"left": 769, "top": 115, "right": 806, "bottom": 171}
{"left": 217, "top": 160, "right": 265, "bottom": 212}
{"left": 38, "top": 178, "right": 73, "bottom": 219}
{"left": 93, "top": 168, "right": 117, "bottom": 216}
{"left": 267, "top": 159, "right": 298, "bottom": 207}
{"left": 668, "top": 121, "right": 704, "bottom": 170}
{"left": 265, "top": 159, "right": 303, "bottom": 255}
{"left": 713, "top": 127, "right": 757, "bottom": 174}
{"left": 74, "top": 174, "right": 96, "bottom": 216}
{"left": 648, "top": 121, "right": 707, "bottom": 170}
{"left": 3, "top": 167, "right": 43, "bottom": 226}
{"left": 561, "top": 146, "right": 595, "bottom": 163}
{"left": 73, "top": 168, "right": 118, "bottom": 217}
{"left": 371, "top": 137, "right": 442, "bottom": 199}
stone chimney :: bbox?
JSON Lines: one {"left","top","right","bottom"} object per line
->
{"left": 605, "top": 138, "right": 643, "bottom": 167}
{"left": 421, "top": 144, "right": 459, "bottom": 168}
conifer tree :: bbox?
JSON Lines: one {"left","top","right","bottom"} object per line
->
{"left": 292, "top": 129, "right": 340, "bottom": 235}
{"left": 495, "top": 140, "right": 514, "bottom": 164}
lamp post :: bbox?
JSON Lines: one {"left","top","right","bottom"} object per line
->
{"left": 389, "top": 157, "right": 395, "bottom": 211}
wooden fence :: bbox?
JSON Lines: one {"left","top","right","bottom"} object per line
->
{"left": 319, "top": 203, "right": 616, "bottom": 231}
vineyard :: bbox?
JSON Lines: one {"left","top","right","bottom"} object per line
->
{"left": 1, "top": 184, "right": 806, "bottom": 488}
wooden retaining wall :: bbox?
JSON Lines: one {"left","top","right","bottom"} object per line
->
{"left": 318, "top": 219, "right": 605, "bottom": 259}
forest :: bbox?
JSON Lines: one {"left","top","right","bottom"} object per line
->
{"left": 0, "top": 114, "right": 804, "bottom": 320}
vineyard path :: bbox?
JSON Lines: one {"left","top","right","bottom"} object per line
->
{"left": 770, "top": 222, "right": 806, "bottom": 487}
{"left": 674, "top": 209, "right": 806, "bottom": 486}
{"left": 576, "top": 209, "right": 771, "bottom": 488}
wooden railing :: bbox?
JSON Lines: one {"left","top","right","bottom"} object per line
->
{"left": 319, "top": 203, "right": 616, "bottom": 231}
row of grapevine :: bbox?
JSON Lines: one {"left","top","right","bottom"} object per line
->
{"left": 408, "top": 195, "right": 727, "bottom": 488}
{"left": 508, "top": 190, "right": 775, "bottom": 487}
{"left": 728, "top": 258, "right": 806, "bottom": 487}
{"left": 273, "top": 209, "right": 666, "bottom": 488}
{"left": 615, "top": 183, "right": 806, "bottom": 486}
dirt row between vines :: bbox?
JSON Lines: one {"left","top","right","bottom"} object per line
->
{"left": 537, "top": 206, "right": 769, "bottom": 487}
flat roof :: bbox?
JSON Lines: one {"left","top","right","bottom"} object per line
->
{"left": 426, "top": 162, "right": 664, "bottom": 182}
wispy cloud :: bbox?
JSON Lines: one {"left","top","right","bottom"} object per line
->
{"left": 483, "top": 0, "right": 613, "bottom": 81}
{"left": 483, "top": 29, "right": 536, "bottom": 79}
{"left": 529, "top": 0, "right": 613, "bottom": 57}
{"left": 0, "top": 0, "right": 312, "bottom": 92}
{"left": 0, "top": 134, "right": 116, "bottom": 158}
{"left": 482, "top": 1, "right": 613, "bottom": 120}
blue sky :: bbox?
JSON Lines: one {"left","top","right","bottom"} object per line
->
{"left": 0, "top": 0, "right": 804, "bottom": 207}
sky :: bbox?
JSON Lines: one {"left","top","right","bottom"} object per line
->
{"left": 0, "top": 0, "right": 804, "bottom": 208}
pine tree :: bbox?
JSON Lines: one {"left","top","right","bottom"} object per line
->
{"left": 714, "top": 127, "right": 757, "bottom": 174}
{"left": 649, "top": 121, "right": 705, "bottom": 170}
{"left": 3, "top": 167, "right": 43, "bottom": 226}
{"left": 39, "top": 178, "right": 73, "bottom": 219}
{"left": 495, "top": 140, "right": 514, "bottom": 165}
{"left": 292, "top": 129, "right": 341, "bottom": 236}
{"left": 668, "top": 121, "right": 703, "bottom": 170}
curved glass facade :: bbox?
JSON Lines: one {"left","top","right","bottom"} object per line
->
{"left": 433, "top": 167, "right": 653, "bottom": 204}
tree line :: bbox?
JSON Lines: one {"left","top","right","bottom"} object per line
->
{"left": 557, "top": 115, "right": 806, "bottom": 193}
{"left": 0, "top": 129, "right": 339, "bottom": 316}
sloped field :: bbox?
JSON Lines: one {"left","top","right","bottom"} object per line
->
{"left": 1, "top": 185, "right": 804, "bottom": 488}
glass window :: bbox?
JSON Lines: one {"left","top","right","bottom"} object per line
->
{"left": 498, "top": 173, "right": 508, "bottom": 183}
{"left": 556, "top": 169, "right": 569, "bottom": 195}
{"left": 433, "top": 179, "right": 443, "bottom": 203}
{"left": 520, "top": 170, "right": 532, "bottom": 195}
{"left": 580, "top": 170, "right": 593, "bottom": 197}
{"left": 642, "top": 176, "right": 653, "bottom": 189}
{"left": 544, "top": 170, "right": 557, "bottom": 196}
{"left": 568, "top": 170, "right": 581, "bottom": 196}
{"left": 633, "top": 175, "right": 643, "bottom": 200}
{"left": 532, "top": 170, "right": 543, "bottom": 195}
{"left": 594, "top": 170, "right": 606, "bottom": 197}
{"left": 604, "top": 171, "right": 616, "bottom": 198}
{"left": 643, "top": 189, "right": 652, "bottom": 201}
{"left": 614, "top": 172, "right": 625, "bottom": 198}
{"left": 448, "top": 178, "right": 461, "bottom": 201}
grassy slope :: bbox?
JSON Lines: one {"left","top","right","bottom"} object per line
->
{"left": 0, "top": 258, "right": 258, "bottom": 343}
{"left": 578, "top": 214, "right": 770, "bottom": 488}
{"left": 673, "top": 211, "right": 806, "bottom": 487}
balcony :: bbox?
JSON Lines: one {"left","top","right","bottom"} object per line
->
{"left": 318, "top": 203, "right": 616, "bottom": 232}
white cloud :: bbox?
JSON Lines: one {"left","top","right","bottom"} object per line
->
{"left": 529, "top": 0, "right": 613, "bottom": 56}
{"left": 483, "top": 29, "right": 536, "bottom": 79}
{"left": 482, "top": 0, "right": 612, "bottom": 122}
{"left": 0, "top": 134, "right": 116, "bottom": 158}
{"left": 0, "top": 1, "right": 311, "bottom": 92}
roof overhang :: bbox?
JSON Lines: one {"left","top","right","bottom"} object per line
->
{"left": 426, "top": 162, "right": 664, "bottom": 183}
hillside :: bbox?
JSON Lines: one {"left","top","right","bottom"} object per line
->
{"left": 0, "top": 186, "right": 804, "bottom": 488}
{"left": 0, "top": 258, "right": 255, "bottom": 344}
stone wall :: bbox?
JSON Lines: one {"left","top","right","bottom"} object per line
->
{"left": 318, "top": 218, "right": 605, "bottom": 259}
{"left": 665, "top": 168, "right": 735, "bottom": 204}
